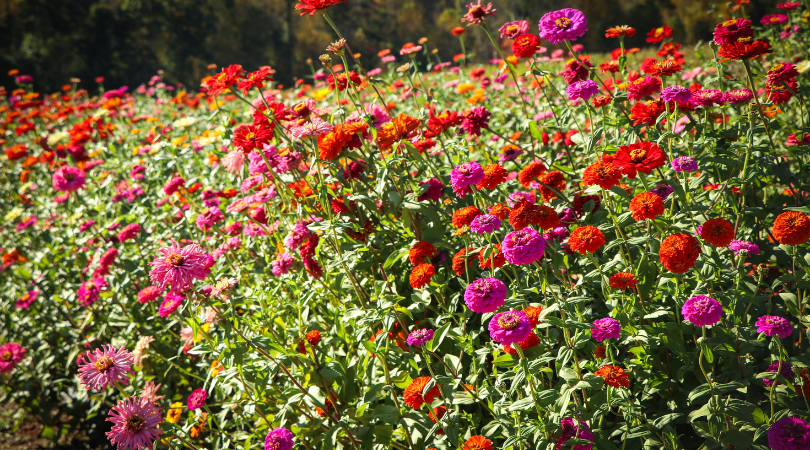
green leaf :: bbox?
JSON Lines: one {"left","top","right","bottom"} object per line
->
{"left": 508, "top": 397, "right": 536, "bottom": 411}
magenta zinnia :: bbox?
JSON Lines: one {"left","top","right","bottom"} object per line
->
{"left": 106, "top": 395, "right": 163, "bottom": 450}
{"left": 78, "top": 345, "right": 134, "bottom": 391}
{"left": 149, "top": 240, "right": 213, "bottom": 293}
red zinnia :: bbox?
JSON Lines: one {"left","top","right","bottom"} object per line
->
{"left": 613, "top": 141, "right": 667, "bottom": 179}
{"left": 646, "top": 25, "right": 672, "bottom": 43}
{"left": 568, "top": 226, "right": 606, "bottom": 254}
{"left": 509, "top": 201, "right": 540, "bottom": 230}
{"left": 718, "top": 38, "right": 772, "bottom": 61}
{"left": 488, "top": 203, "right": 510, "bottom": 220}
{"left": 606, "top": 26, "right": 636, "bottom": 38}
{"left": 409, "top": 241, "right": 437, "bottom": 266}
{"left": 327, "top": 71, "right": 362, "bottom": 91}
{"left": 699, "top": 218, "right": 735, "bottom": 247}
{"left": 659, "top": 233, "right": 701, "bottom": 273}
{"left": 306, "top": 330, "right": 321, "bottom": 346}
{"left": 452, "top": 247, "right": 478, "bottom": 276}
{"left": 644, "top": 59, "right": 682, "bottom": 77}
{"left": 409, "top": 264, "right": 436, "bottom": 288}
{"left": 772, "top": 211, "right": 810, "bottom": 245}
{"left": 537, "top": 170, "right": 566, "bottom": 202}
{"left": 203, "top": 65, "right": 245, "bottom": 96}
{"left": 512, "top": 34, "right": 541, "bottom": 59}
{"left": 403, "top": 376, "right": 440, "bottom": 408}
{"left": 232, "top": 124, "right": 273, "bottom": 154}
{"left": 629, "top": 192, "right": 665, "bottom": 221}
{"left": 478, "top": 245, "right": 506, "bottom": 270}
{"left": 535, "top": 205, "right": 560, "bottom": 230}
{"left": 582, "top": 161, "right": 622, "bottom": 189}
{"left": 295, "top": 0, "right": 347, "bottom": 16}
{"left": 630, "top": 100, "right": 667, "bottom": 127}
{"left": 237, "top": 67, "right": 274, "bottom": 94}
{"left": 609, "top": 272, "right": 638, "bottom": 290}
{"left": 503, "top": 331, "right": 540, "bottom": 355}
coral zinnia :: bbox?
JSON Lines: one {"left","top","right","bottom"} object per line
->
{"left": 583, "top": 161, "right": 622, "bottom": 189}
{"left": 659, "top": 233, "right": 701, "bottom": 273}
{"left": 773, "top": 211, "right": 810, "bottom": 245}
{"left": 295, "top": 0, "right": 347, "bottom": 16}
{"left": 409, "top": 264, "right": 435, "bottom": 288}
{"left": 149, "top": 240, "right": 213, "bottom": 293}
{"left": 629, "top": 192, "right": 665, "bottom": 221}
{"left": 106, "top": 396, "right": 163, "bottom": 450}
{"left": 609, "top": 272, "right": 637, "bottom": 290}
{"left": 568, "top": 225, "right": 605, "bottom": 254}
{"left": 699, "top": 218, "right": 735, "bottom": 247}
{"left": 594, "top": 364, "right": 630, "bottom": 388}
{"left": 403, "top": 376, "right": 440, "bottom": 408}
{"left": 409, "top": 241, "right": 437, "bottom": 266}
{"left": 78, "top": 345, "right": 134, "bottom": 391}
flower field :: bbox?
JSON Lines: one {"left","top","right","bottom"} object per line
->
{"left": 3, "top": 1, "right": 810, "bottom": 449}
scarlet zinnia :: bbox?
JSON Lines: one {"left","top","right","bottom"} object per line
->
{"left": 659, "top": 233, "right": 702, "bottom": 273}
{"left": 478, "top": 244, "right": 506, "bottom": 270}
{"left": 512, "top": 34, "right": 541, "bottom": 58}
{"left": 594, "top": 364, "right": 630, "bottom": 388}
{"left": 403, "top": 376, "right": 440, "bottom": 408}
{"left": 644, "top": 59, "right": 682, "bottom": 77}
{"left": 452, "top": 247, "right": 478, "bottom": 276}
{"left": 609, "top": 272, "right": 638, "bottom": 290}
{"left": 503, "top": 331, "right": 540, "bottom": 355}
{"left": 646, "top": 25, "right": 672, "bottom": 43}
{"left": 582, "top": 161, "right": 622, "bottom": 189}
{"left": 718, "top": 38, "right": 773, "bottom": 61}
{"left": 409, "top": 241, "right": 437, "bottom": 266}
{"left": 233, "top": 124, "right": 273, "bottom": 154}
{"left": 476, "top": 164, "right": 508, "bottom": 190}
{"left": 518, "top": 161, "right": 547, "bottom": 188}
{"left": 699, "top": 218, "right": 735, "bottom": 247}
{"left": 295, "top": 0, "right": 347, "bottom": 16}
{"left": 452, "top": 206, "right": 482, "bottom": 228}
{"left": 605, "top": 25, "right": 636, "bottom": 38}
{"left": 629, "top": 192, "right": 665, "bottom": 221}
{"left": 630, "top": 100, "right": 667, "bottom": 127}
{"left": 409, "top": 264, "right": 435, "bottom": 288}
{"left": 509, "top": 201, "right": 540, "bottom": 230}
{"left": 614, "top": 141, "right": 667, "bottom": 179}
{"left": 462, "top": 435, "right": 493, "bottom": 450}
{"left": 568, "top": 226, "right": 606, "bottom": 254}
{"left": 773, "top": 211, "right": 810, "bottom": 245}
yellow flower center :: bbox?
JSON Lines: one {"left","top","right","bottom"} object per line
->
{"left": 498, "top": 313, "right": 520, "bottom": 330}
{"left": 94, "top": 356, "right": 115, "bottom": 372}
{"left": 166, "top": 253, "right": 184, "bottom": 266}
{"left": 555, "top": 17, "right": 571, "bottom": 29}
{"left": 0, "top": 351, "right": 11, "bottom": 362}
{"left": 629, "top": 148, "right": 648, "bottom": 162}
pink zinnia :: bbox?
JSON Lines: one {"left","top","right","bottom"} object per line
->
{"left": 163, "top": 176, "right": 185, "bottom": 196}
{"left": 460, "top": 107, "right": 491, "bottom": 136}
{"left": 0, "top": 342, "right": 25, "bottom": 374}
{"left": 682, "top": 295, "right": 723, "bottom": 327}
{"left": 187, "top": 388, "right": 208, "bottom": 410}
{"left": 77, "top": 277, "right": 108, "bottom": 307}
{"left": 16, "top": 290, "right": 39, "bottom": 309}
{"left": 499, "top": 20, "right": 530, "bottom": 39}
{"left": 77, "top": 345, "right": 134, "bottom": 391}
{"left": 502, "top": 228, "right": 546, "bottom": 265}
{"left": 52, "top": 166, "right": 87, "bottom": 192}
{"left": 417, "top": 178, "right": 444, "bottom": 202}
{"left": 137, "top": 286, "right": 161, "bottom": 304}
{"left": 118, "top": 224, "right": 142, "bottom": 243}
{"left": 106, "top": 396, "right": 163, "bottom": 450}
{"left": 149, "top": 240, "right": 213, "bottom": 293}
{"left": 591, "top": 317, "right": 621, "bottom": 341}
{"left": 755, "top": 315, "right": 793, "bottom": 339}
{"left": 158, "top": 293, "right": 184, "bottom": 318}
{"left": 196, "top": 206, "right": 225, "bottom": 231}
{"left": 538, "top": 8, "right": 589, "bottom": 44}
{"left": 271, "top": 252, "right": 294, "bottom": 276}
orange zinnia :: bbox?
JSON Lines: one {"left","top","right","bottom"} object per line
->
{"left": 409, "top": 241, "right": 437, "bottom": 266}
{"left": 463, "top": 435, "right": 493, "bottom": 450}
{"left": 609, "top": 272, "right": 637, "bottom": 290}
{"left": 773, "top": 211, "right": 810, "bottom": 245}
{"left": 476, "top": 164, "right": 508, "bottom": 190}
{"left": 569, "top": 226, "right": 606, "bottom": 254}
{"left": 452, "top": 206, "right": 482, "bottom": 228}
{"left": 583, "top": 161, "right": 622, "bottom": 189}
{"left": 699, "top": 218, "right": 735, "bottom": 247}
{"left": 629, "top": 192, "right": 665, "bottom": 221}
{"left": 594, "top": 364, "right": 630, "bottom": 388}
{"left": 409, "top": 264, "right": 435, "bottom": 289}
{"left": 518, "top": 161, "right": 547, "bottom": 188}
{"left": 403, "top": 376, "right": 440, "bottom": 408}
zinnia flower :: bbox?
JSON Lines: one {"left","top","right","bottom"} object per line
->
{"left": 728, "top": 240, "right": 760, "bottom": 256}
{"left": 773, "top": 211, "right": 810, "bottom": 245}
{"left": 767, "top": 417, "right": 810, "bottom": 450}
{"left": 106, "top": 396, "right": 163, "bottom": 450}
{"left": 52, "top": 166, "right": 87, "bottom": 192}
{"left": 461, "top": 1, "right": 496, "bottom": 26}
{"left": 295, "top": 0, "right": 346, "bottom": 16}
{"left": 566, "top": 79, "right": 599, "bottom": 101}
{"left": 265, "top": 427, "right": 295, "bottom": 450}
{"left": 489, "top": 310, "right": 531, "bottom": 346}
{"left": 409, "top": 264, "right": 435, "bottom": 288}
{"left": 613, "top": 141, "right": 667, "bottom": 179}
{"left": 582, "top": 160, "right": 621, "bottom": 189}
{"left": 471, "top": 214, "right": 501, "bottom": 234}
{"left": 502, "top": 228, "right": 546, "bottom": 265}
{"left": 699, "top": 218, "right": 735, "bottom": 247}
{"left": 403, "top": 376, "right": 440, "bottom": 408}
{"left": 500, "top": 20, "right": 530, "bottom": 39}
{"left": 512, "top": 34, "right": 541, "bottom": 58}
{"left": 591, "top": 317, "right": 621, "bottom": 341}
{"left": 187, "top": 388, "right": 208, "bottom": 410}
{"left": 671, "top": 156, "right": 698, "bottom": 172}
{"left": 463, "top": 435, "right": 493, "bottom": 450}
{"left": 718, "top": 38, "right": 772, "bottom": 61}
{"left": 682, "top": 295, "right": 723, "bottom": 327}
{"left": 713, "top": 18, "right": 753, "bottom": 45}
{"left": 409, "top": 241, "right": 438, "bottom": 266}
{"left": 158, "top": 293, "right": 184, "bottom": 317}
{"left": 660, "top": 85, "right": 692, "bottom": 103}
{"left": 149, "top": 240, "right": 213, "bottom": 293}
{"left": 556, "top": 418, "right": 594, "bottom": 450}
{"left": 77, "top": 277, "right": 108, "bottom": 307}
{"left": 609, "top": 272, "right": 637, "bottom": 290}
{"left": 450, "top": 162, "right": 485, "bottom": 197}
{"left": 464, "top": 277, "right": 507, "bottom": 313}
{"left": 755, "top": 315, "right": 793, "bottom": 338}
{"left": 629, "top": 192, "right": 665, "bottom": 221}
{"left": 460, "top": 107, "right": 491, "bottom": 136}
{"left": 660, "top": 233, "right": 701, "bottom": 273}
{"left": 78, "top": 345, "right": 134, "bottom": 391}
{"left": 406, "top": 328, "right": 434, "bottom": 346}
{"left": 538, "top": 8, "right": 589, "bottom": 44}
{"left": 15, "top": 290, "right": 39, "bottom": 309}
{"left": 594, "top": 364, "right": 630, "bottom": 388}
{"left": 118, "top": 224, "right": 142, "bottom": 243}
{"left": 763, "top": 361, "right": 794, "bottom": 387}
{"left": 568, "top": 226, "right": 605, "bottom": 254}
{"left": 0, "top": 343, "right": 25, "bottom": 374}
{"left": 137, "top": 286, "right": 161, "bottom": 304}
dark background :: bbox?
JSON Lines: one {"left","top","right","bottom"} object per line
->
{"left": 0, "top": 0, "right": 773, "bottom": 93}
